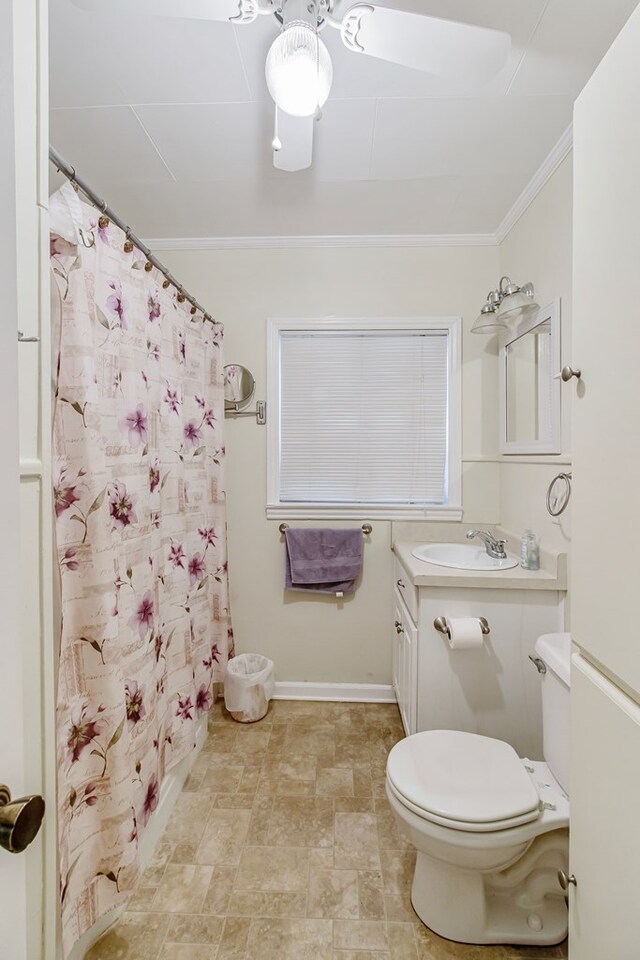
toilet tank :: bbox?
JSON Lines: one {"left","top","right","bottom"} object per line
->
{"left": 535, "top": 632, "right": 571, "bottom": 794}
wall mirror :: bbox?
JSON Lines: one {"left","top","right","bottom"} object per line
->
{"left": 499, "top": 300, "right": 561, "bottom": 454}
{"left": 224, "top": 364, "right": 255, "bottom": 409}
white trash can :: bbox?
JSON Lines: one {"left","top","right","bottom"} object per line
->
{"left": 224, "top": 653, "right": 275, "bottom": 723}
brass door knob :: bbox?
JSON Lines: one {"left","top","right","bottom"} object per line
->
{"left": 0, "top": 784, "right": 45, "bottom": 854}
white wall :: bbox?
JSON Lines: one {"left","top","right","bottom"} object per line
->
{"left": 161, "top": 244, "right": 500, "bottom": 684}
{"left": 498, "top": 156, "right": 573, "bottom": 557}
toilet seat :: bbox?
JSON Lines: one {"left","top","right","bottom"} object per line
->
{"left": 386, "top": 730, "right": 542, "bottom": 833}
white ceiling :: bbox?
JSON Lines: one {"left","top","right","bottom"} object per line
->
{"left": 49, "top": 0, "right": 638, "bottom": 238}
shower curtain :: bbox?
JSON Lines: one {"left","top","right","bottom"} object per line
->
{"left": 50, "top": 185, "right": 233, "bottom": 957}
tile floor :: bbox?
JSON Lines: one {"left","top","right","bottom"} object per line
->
{"left": 86, "top": 700, "right": 569, "bottom": 960}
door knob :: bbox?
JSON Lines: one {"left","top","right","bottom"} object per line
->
{"left": 557, "top": 869, "right": 577, "bottom": 891}
{"left": 0, "top": 784, "right": 45, "bottom": 854}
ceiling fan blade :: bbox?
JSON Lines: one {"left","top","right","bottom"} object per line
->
{"left": 340, "top": 5, "right": 510, "bottom": 82}
{"left": 70, "top": 0, "right": 261, "bottom": 25}
{"left": 273, "top": 111, "right": 314, "bottom": 172}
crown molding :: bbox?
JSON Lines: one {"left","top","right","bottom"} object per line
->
{"left": 495, "top": 123, "right": 574, "bottom": 245}
{"left": 142, "top": 128, "right": 573, "bottom": 253}
{"left": 143, "top": 233, "right": 498, "bottom": 251}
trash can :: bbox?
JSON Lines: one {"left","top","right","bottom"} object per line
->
{"left": 224, "top": 653, "right": 275, "bottom": 723}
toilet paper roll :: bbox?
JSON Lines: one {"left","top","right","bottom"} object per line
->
{"left": 445, "top": 617, "right": 485, "bottom": 650}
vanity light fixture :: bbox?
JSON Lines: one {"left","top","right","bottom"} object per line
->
{"left": 471, "top": 276, "right": 538, "bottom": 334}
{"left": 470, "top": 289, "right": 507, "bottom": 334}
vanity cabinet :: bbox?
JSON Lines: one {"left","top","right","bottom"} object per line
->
{"left": 392, "top": 550, "right": 565, "bottom": 759}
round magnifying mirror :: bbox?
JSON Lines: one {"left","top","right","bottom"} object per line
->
{"left": 224, "top": 364, "right": 255, "bottom": 409}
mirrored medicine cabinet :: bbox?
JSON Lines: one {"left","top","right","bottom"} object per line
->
{"left": 499, "top": 300, "right": 561, "bottom": 455}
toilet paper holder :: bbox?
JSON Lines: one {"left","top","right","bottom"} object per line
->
{"left": 433, "top": 616, "right": 490, "bottom": 639}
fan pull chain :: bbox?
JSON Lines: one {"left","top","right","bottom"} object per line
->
{"left": 315, "top": 22, "right": 322, "bottom": 120}
{"left": 272, "top": 107, "right": 282, "bottom": 152}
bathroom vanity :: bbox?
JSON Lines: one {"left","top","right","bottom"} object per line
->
{"left": 392, "top": 538, "right": 567, "bottom": 759}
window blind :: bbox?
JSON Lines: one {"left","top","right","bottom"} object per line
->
{"left": 278, "top": 330, "right": 450, "bottom": 505}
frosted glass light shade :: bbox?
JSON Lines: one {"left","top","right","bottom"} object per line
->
{"left": 471, "top": 310, "right": 508, "bottom": 334}
{"left": 496, "top": 289, "right": 538, "bottom": 322}
{"left": 266, "top": 25, "right": 333, "bottom": 117}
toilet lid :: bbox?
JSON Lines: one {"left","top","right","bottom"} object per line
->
{"left": 386, "top": 730, "right": 540, "bottom": 827}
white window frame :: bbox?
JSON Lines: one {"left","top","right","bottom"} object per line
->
{"left": 266, "top": 317, "right": 462, "bottom": 520}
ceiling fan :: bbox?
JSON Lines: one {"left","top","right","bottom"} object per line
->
{"left": 71, "top": 0, "right": 510, "bottom": 172}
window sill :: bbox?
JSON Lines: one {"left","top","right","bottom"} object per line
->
{"left": 266, "top": 504, "right": 463, "bottom": 522}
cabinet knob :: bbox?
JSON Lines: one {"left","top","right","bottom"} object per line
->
{"left": 557, "top": 869, "right": 577, "bottom": 891}
{"left": 560, "top": 365, "right": 581, "bottom": 382}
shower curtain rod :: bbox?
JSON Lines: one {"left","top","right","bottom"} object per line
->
{"left": 49, "top": 145, "right": 215, "bottom": 324}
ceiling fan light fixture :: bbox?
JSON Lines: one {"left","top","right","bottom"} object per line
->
{"left": 266, "top": 24, "right": 333, "bottom": 117}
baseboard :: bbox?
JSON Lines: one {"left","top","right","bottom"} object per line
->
{"left": 65, "top": 714, "right": 209, "bottom": 960}
{"left": 273, "top": 681, "right": 396, "bottom": 703}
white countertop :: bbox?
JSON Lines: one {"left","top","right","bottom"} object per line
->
{"left": 393, "top": 539, "right": 567, "bottom": 591}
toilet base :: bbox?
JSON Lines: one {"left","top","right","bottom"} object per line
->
{"left": 411, "top": 831, "right": 569, "bottom": 946}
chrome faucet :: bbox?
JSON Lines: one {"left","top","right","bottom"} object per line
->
{"left": 466, "top": 529, "right": 507, "bottom": 560}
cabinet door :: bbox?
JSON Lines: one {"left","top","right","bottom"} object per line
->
{"left": 572, "top": 3, "right": 640, "bottom": 694}
{"left": 394, "top": 595, "right": 417, "bottom": 736}
{"left": 392, "top": 600, "right": 402, "bottom": 706}
{"left": 402, "top": 605, "right": 417, "bottom": 736}
{"left": 569, "top": 655, "right": 640, "bottom": 958}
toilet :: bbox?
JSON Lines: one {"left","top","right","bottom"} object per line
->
{"left": 385, "top": 632, "right": 571, "bottom": 946}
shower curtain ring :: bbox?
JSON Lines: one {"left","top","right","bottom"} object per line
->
{"left": 123, "top": 228, "right": 134, "bottom": 253}
{"left": 98, "top": 200, "right": 110, "bottom": 230}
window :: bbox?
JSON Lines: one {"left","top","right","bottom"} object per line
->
{"left": 267, "top": 318, "right": 461, "bottom": 520}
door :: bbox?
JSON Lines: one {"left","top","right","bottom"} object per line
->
{"left": 569, "top": 655, "right": 640, "bottom": 959}
{"left": 1, "top": 2, "right": 52, "bottom": 959}
{"left": 0, "top": 3, "right": 34, "bottom": 953}
{"left": 571, "top": 5, "right": 640, "bottom": 957}
{"left": 572, "top": 2, "right": 640, "bottom": 693}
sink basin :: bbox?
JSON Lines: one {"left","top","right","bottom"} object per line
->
{"left": 410, "top": 542, "right": 519, "bottom": 571}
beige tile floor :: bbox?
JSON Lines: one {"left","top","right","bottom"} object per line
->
{"left": 86, "top": 700, "right": 569, "bottom": 960}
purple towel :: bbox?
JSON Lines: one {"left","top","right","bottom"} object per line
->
{"left": 284, "top": 527, "right": 363, "bottom": 595}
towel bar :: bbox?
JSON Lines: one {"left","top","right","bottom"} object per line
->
{"left": 278, "top": 522, "right": 372, "bottom": 536}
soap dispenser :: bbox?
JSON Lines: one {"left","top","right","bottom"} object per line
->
{"left": 520, "top": 530, "right": 540, "bottom": 570}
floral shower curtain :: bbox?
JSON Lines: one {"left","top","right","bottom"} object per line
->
{"left": 50, "top": 186, "right": 233, "bottom": 957}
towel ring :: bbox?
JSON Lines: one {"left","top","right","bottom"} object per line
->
{"left": 279, "top": 522, "right": 372, "bottom": 536}
{"left": 546, "top": 472, "right": 572, "bottom": 517}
